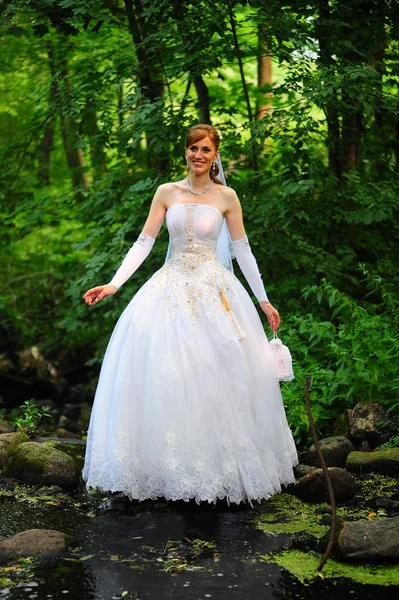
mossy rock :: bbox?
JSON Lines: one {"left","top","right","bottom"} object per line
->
{"left": 0, "top": 432, "right": 28, "bottom": 446}
{"left": 2, "top": 442, "right": 79, "bottom": 489}
{"left": 0, "top": 422, "right": 13, "bottom": 434}
{"left": 0, "top": 432, "right": 29, "bottom": 469}
{"left": 331, "top": 516, "right": 399, "bottom": 560}
{"left": 346, "top": 449, "right": 399, "bottom": 475}
{"left": 292, "top": 467, "right": 358, "bottom": 504}
{"left": 42, "top": 439, "right": 86, "bottom": 472}
{"left": 0, "top": 529, "right": 67, "bottom": 565}
{"left": 307, "top": 436, "right": 354, "bottom": 468}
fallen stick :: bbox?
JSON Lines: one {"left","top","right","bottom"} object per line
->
{"left": 304, "top": 375, "right": 337, "bottom": 571}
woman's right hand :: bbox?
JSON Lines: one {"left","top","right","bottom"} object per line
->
{"left": 83, "top": 284, "right": 117, "bottom": 306}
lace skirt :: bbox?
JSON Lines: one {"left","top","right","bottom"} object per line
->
{"left": 82, "top": 258, "right": 298, "bottom": 504}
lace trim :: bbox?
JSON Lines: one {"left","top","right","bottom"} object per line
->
{"left": 136, "top": 232, "right": 154, "bottom": 246}
{"left": 232, "top": 235, "right": 250, "bottom": 251}
{"left": 83, "top": 425, "right": 298, "bottom": 505}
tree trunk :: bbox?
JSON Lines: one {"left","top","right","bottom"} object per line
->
{"left": 84, "top": 97, "right": 107, "bottom": 179}
{"left": 341, "top": 106, "right": 363, "bottom": 172}
{"left": 194, "top": 76, "right": 211, "bottom": 125}
{"left": 370, "top": 2, "right": 387, "bottom": 174}
{"left": 227, "top": 0, "right": 258, "bottom": 173}
{"left": 37, "top": 44, "right": 57, "bottom": 185}
{"left": 170, "top": 0, "right": 212, "bottom": 125}
{"left": 37, "top": 117, "right": 55, "bottom": 186}
{"left": 396, "top": 96, "right": 399, "bottom": 168}
{"left": 256, "top": 30, "right": 272, "bottom": 119}
{"left": 316, "top": 0, "right": 342, "bottom": 180}
{"left": 117, "top": 82, "right": 124, "bottom": 129}
{"left": 58, "top": 52, "right": 89, "bottom": 201}
{"left": 124, "top": 0, "right": 167, "bottom": 172}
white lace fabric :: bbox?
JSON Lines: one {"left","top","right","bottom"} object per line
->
{"left": 83, "top": 203, "right": 298, "bottom": 504}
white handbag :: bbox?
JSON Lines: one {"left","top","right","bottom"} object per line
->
{"left": 269, "top": 332, "right": 295, "bottom": 382}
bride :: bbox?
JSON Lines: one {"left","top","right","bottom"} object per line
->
{"left": 82, "top": 124, "right": 298, "bottom": 505}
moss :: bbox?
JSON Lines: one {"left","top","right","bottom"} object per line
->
{"left": 357, "top": 473, "right": 398, "bottom": 500}
{"left": 2, "top": 442, "right": 78, "bottom": 488}
{"left": 255, "top": 478, "right": 399, "bottom": 586}
{"left": 0, "top": 433, "right": 30, "bottom": 469}
{"left": 346, "top": 449, "right": 399, "bottom": 474}
{"left": 260, "top": 549, "right": 399, "bottom": 586}
{"left": 42, "top": 441, "right": 85, "bottom": 474}
{"left": 255, "top": 481, "right": 397, "bottom": 542}
{"left": 255, "top": 494, "right": 330, "bottom": 540}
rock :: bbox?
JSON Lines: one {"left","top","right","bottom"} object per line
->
{"left": 293, "top": 467, "right": 358, "bottom": 504}
{"left": 40, "top": 439, "right": 86, "bottom": 472}
{"left": 315, "top": 507, "right": 332, "bottom": 515}
{"left": 58, "top": 415, "right": 70, "bottom": 428}
{"left": 0, "top": 477, "right": 14, "bottom": 491}
{"left": 360, "top": 440, "right": 373, "bottom": 452}
{"left": 335, "top": 516, "right": 399, "bottom": 559}
{"left": 0, "top": 433, "right": 28, "bottom": 468}
{"left": 0, "top": 422, "right": 13, "bottom": 434}
{"left": 332, "top": 412, "right": 350, "bottom": 436}
{"left": 3, "top": 442, "right": 79, "bottom": 489}
{"left": 0, "top": 442, "right": 7, "bottom": 468}
{"left": 320, "top": 514, "right": 333, "bottom": 526}
{"left": 346, "top": 449, "right": 399, "bottom": 475}
{"left": 0, "top": 432, "right": 27, "bottom": 446}
{"left": 76, "top": 403, "right": 92, "bottom": 433}
{"left": 348, "top": 402, "right": 394, "bottom": 440}
{"left": 18, "top": 346, "right": 60, "bottom": 380}
{"left": 294, "top": 464, "right": 319, "bottom": 478}
{"left": 0, "top": 529, "right": 67, "bottom": 564}
{"left": 307, "top": 436, "right": 354, "bottom": 468}
{"left": 49, "top": 485, "right": 64, "bottom": 493}
{"left": 371, "top": 497, "right": 399, "bottom": 514}
{"left": 55, "top": 428, "right": 81, "bottom": 439}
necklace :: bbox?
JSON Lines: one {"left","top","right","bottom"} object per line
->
{"left": 185, "top": 177, "right": 213, "bottom": 196}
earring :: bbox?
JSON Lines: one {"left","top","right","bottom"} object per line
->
{"left": 212, "top": 161, "right": 216, "bottom": 171}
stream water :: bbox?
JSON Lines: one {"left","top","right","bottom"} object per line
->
{"left": 1, "top": 489, "right": 399, "bottom": 600}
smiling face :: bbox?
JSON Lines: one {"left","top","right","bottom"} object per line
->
{"left": 185, "top": 136, "right": 219, "bottom": 177}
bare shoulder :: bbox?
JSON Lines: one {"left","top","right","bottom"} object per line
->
{"left": 155, "top": 182, "right": 180, "bottom": 195}
{"left": 152, "top": 181, "right": 182, "bottom": 205}
{"left": 219, "top": 184, "right": 241, "bottom": 213}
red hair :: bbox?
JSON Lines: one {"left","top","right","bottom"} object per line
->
{"left": 186, "top": 124, "right": 222, "bottom": 184}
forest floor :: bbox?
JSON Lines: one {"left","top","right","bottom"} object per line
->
{"left": 1, "top": 476, "right": 399, "bottom": 600}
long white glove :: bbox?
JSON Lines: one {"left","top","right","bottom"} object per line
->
{"left": 232, "top": 235, "right": 269, "bottom": 303}
{"left": 108, "top": 232, "right": 155, "bottom": 290}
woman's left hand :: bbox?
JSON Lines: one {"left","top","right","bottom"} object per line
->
{"left": 259, "top": 301, "right": 280, "bottom": 331}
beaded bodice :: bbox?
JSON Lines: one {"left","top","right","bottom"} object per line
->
{"left": 166, "top": 203, "right": 223, "bottom": 269}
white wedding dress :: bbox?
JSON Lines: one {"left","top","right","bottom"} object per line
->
{"left": 82, "top": 203, "right": 298, "bottom": 504}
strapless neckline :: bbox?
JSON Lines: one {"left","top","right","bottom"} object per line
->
{"left": 166, "top": 203, "right": 224, "bottom": 220}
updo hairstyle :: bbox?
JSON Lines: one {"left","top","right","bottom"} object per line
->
{"left": 186, "top": 124, "right": 223, "bottom": 185}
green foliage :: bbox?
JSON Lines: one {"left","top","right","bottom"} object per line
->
{"left": 279, "top": 272, "right": 399, "bottom": 445}
{"left": 0, "top": 0, "right": 398, "bottom": 447}
{"left": 12, "top": 400, "right": 51, "bottom": 437}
